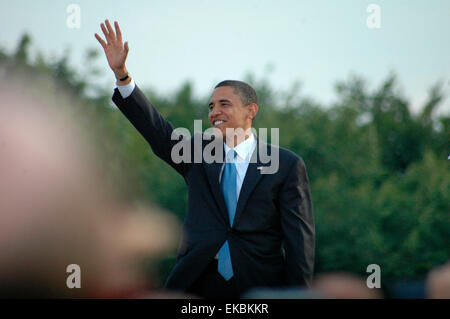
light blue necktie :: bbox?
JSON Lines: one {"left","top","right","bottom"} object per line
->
{"left": 218, "top": 149, "right": 237, "bottom": 280}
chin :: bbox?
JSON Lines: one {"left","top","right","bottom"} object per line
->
{"left": 218, "top": 128, "right": 227, "bottom": 138}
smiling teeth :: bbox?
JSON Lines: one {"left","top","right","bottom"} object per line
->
{"left": 214, "top": 120, "right": 224, "bottom": 126}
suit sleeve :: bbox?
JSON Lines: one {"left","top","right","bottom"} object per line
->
{"left": 112, "top": 85, "right": 191, "bottom": 176}
{"left": 279, "top": 157, "right": 315, "bottom": 287}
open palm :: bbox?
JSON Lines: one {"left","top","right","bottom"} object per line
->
{"left": 95, "top": 20, "right": 129, "bottom": 73}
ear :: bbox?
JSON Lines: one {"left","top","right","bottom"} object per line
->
{"left": 247, "top": 103, "right": 259, "bottom": 120}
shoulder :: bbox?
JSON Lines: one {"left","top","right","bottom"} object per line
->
{"left": 265, "top": 143, "right": 306, "bottom": 168}
{"left": 279, "top": 145, "right": 301, "bottom": 162}
{"left": 256, "top": 141, "right": 308, "bottom": 178}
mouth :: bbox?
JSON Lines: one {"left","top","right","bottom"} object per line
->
{"left": 212, "top": 120, "right": 226, "bottom": 127}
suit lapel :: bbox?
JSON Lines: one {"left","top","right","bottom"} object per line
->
{"left": 232, "top": 138, "right": 269, "bottom": 228}
{"left": 204, "top": 136, "right": 271, "bottom": 228}
{"left": 203, "top": 142, "right": 229, "bottom": 225}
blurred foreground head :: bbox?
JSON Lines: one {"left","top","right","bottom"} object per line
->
{"left": 0, "top": 74, "right": 179, "bottom": 298}
{"left": 426, "top": 261, "right": 450, "bottom": 298}
{"left": 313, "top": 272, "right": 383, "bottom": 299}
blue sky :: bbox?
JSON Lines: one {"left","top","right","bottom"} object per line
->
{"left": 1, "top": 0, "right": 449, "bottom": 113}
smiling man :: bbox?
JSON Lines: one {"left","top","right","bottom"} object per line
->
{"left": 95, "top": 20, "right": 315, "bottom": 298}
{"left": 208, "top": 82, "right": 257, "bottom": 148}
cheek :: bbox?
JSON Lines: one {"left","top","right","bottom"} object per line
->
{"left": 238, "top": 111, "right": 248, "bottom": 123}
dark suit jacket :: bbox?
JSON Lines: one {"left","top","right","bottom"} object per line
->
{"left": 112, "top": 85, "right": 315, "bottom": 295}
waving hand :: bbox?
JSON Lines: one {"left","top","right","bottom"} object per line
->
{"left": 95, "top": 20, "right": 129, "bottom": 80}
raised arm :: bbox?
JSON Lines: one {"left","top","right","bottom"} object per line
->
{"left": 95, "top": 20, "right": 192, "bottom": 177}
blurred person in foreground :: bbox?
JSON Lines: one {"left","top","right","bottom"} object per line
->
{"left": 312, "top": 265, "right": 450, "bottom": 299}
{"left": 312, "top": 272, "right": 383, "bottom": 299}
{"left": 245, "top": 265, "right": 450, "bottom": 299}
{"left": 0, "top": 78, "right": 180, "bottom": 298}
{"left": 243, "top": 272, "right": 382, "bottom": 299}
{"left": 95, "top": 20, "right": 314, "bottom": 298}
{"left": 426, "top": 261, "right": 450, "bottom": 299}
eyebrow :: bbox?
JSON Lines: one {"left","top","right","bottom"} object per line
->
{"left": 208, "top": 99, "right": 232, "bottom": 107}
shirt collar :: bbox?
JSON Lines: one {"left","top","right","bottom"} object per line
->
{"left": 224, "top": 133, "right": 256, "bottom": 162}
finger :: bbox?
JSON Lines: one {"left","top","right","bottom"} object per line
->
{"left": 105, "top": 19, "right": 116, "bottom": 41}
{"left": 124, "top": 41, "right": 129, "bottom": 58}
{"left": 114, "top": 21, "right": 122, "bottom": 43}
{"left": 101, "top": 23, "right": 110, "bottom": 41}
{"left": 94, "top": 33, "right": 107, "bottom": 49}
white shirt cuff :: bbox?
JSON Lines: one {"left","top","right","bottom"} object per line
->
{"left": 116, "top": 79, "right": 136, "bottom": 98}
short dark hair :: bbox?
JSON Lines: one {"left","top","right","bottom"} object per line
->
{"left": 215, "top": 80, "right": 258, "bottom": 106}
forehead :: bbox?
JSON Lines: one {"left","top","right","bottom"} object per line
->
{"left": 210, "top": 86, "right": 241, "bottom": 103}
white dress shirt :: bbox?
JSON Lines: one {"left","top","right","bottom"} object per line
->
{"left": 221, "top": 134, "right": 256, "bottom": 200}
{"left": 117, "top": 79, "right": 136, "bottom": 98}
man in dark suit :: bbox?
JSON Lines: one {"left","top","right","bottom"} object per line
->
{"left": 95, "top": 20, "right": 314, "bottom": 298}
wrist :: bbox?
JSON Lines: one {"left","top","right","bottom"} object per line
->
{"left": 113, "top": 67, "right": 128, "bottom": 80}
